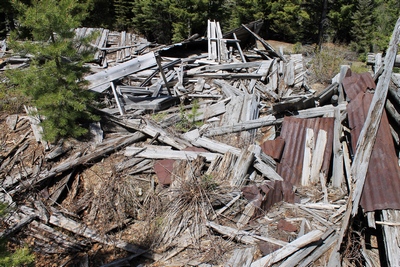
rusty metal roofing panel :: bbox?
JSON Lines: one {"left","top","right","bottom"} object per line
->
{"left": 347, "top": 92, "right": 400, "bottom": 211}
{"left": 342, "top": 71, "right": 376, "bottom": 101}
{"left": 241, "top": 180, "right": 294, "bottom": 214}
{"left": 276, "top": 116, "right": 334, "bottom": 186}
{"left": 261, "top": 137, "right": 285, "bottom": 161}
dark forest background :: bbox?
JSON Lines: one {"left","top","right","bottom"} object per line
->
{"left": 1, "top": 0, "right": 399, "bottom": 56}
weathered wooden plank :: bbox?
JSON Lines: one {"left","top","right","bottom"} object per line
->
{"left": 85, "top": 52, "right": 157, "bottom": 92}
{"left": 214, "top": 79, "right": 244, "bottom": 97}
{"left": 331, "top": 107, "right": 344, "bottom": 188}
{"left": 125, "top": 145, "right": 220, "bottom": 162}
{"left": 183, "top": 129, "right": 241, "bottom": 155}
{"left": 193, "top": 72, "right": 266, "bottom": 79}
{"left": 216, "top": 21, "right": 229, "bottom": 61}
{"left": 251, "top": 230, "right": 323, "bottom": 267}
{"left": 381, "top": 209, "right": 400, "bottom": 267}
{"left": 206, "top": 221, "right": 287, "bottom": 246}
{"left": 221, "top": 95, "right": 244, "bottom": 125}
{"left": 253, "top": 145, "right": 283, "bottom": 181}
{"left": 233, "top": 32, "right": 246, "bottom": 62}
{"left": 0, "top": 214, "right": 37, "bottom": 239}
{"left": 285, "top": 60, "right": 295, "bottom": 86}
{"left": 280, "top": 229, "right": 336, "bottom": 267}
{"left": 20, "top": 206, "right": 160, "bottom": 259}
{"left": 190, "top": 101, "right": 226, "bottom": 122}
{"left": 226, "top": 247, "right": 256, "bottom": 267}
{"left": 204, "top": 115, "right": 281, "bottom": 137}
{"left": 110, "top": 82, "right": 125, "bottom": 115}
{"left": 310, "top": 129, "right": 327, "bottom": 184}
{"left": 249, "top": 61, "right": 273, "bottom": 91}
{"left": 230, "top": 145, "right": 255, "bottom": 186}
{"left": 297, "top": 232, "right": 339, "bottom": 267}
{"left": 140, "top": 119, "right": 189, "bottom": 150}
{"left": 296, "top": 103, "right": 347, "bottom": 118}
{"left": 301, "top": 128, "right": 314, "bottom": 186}
{"left": 237, "top": 200, "right": 257, "bottom": 228}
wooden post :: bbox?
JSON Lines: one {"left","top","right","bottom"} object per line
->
{"left": 154, "top": 53, "right": 172, "bottom": 96}
{"left": 331, "top": 107, "right": 344, "bottom": 188}
{"left": 110, "top": 82, "right": 125, "bottom": 115}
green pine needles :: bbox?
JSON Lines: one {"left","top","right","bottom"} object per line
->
{"left": 6, "top": 0, "right": 99, "bottom": 142}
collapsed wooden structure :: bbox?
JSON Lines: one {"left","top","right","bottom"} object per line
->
{"left": 1, "top": 19, "right": 400, "bottom": 266}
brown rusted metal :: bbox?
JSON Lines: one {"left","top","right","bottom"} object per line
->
{"left": 241, "top": 180, "right": 294, "bottom": 214}
{"left": 347, "top": 91, "right": 400, "bottom": 211}
{"left": 261, "top": 137, "right": 285, "bottom": 161}
{"left": 342, "top": 71, "right": 376, "bottom": 101}
{"left": 276, "top": 117, "right": 334, "bottom": 186}
{"left": 154, "top": 146, "right": 209, "bottom": 186}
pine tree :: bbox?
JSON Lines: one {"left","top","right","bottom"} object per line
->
{"left": 114, "top": 0, "right": 133, "bottom": 31}
{"left": 372, "top": 0, "right": 400, "bottom": 52}
{"left": 6, "top": 0, "right": 99, "bottom": 142}
{"left": 327, "top": 0, "right": 356, "bottom": 43}
{"left": 351, "top": 0, "right": 375, "bottom": 54}
{"left": 131, "top": 0, "right": 173, "bottom": 44}
{"left": 266, "top": 0, "right": 311, "bottom": 42}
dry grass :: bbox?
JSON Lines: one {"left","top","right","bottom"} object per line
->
{"left": 156, "top": 158, "right": 231, "bottom": 251}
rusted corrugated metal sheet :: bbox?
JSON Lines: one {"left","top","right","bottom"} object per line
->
{"left": 276, "top": 117, "right": 334, "bottom": 186}
{"left": 347, "top": 92, "right": 400, "bottom": 211}
{"left": 241, "top": 180, "right": 294, "bottom": 214}
{"left": 342, "top": 71, "right": 376, "bottom": 100}
{"left": 261, "top": 137, "right": 285, "bottom": 161}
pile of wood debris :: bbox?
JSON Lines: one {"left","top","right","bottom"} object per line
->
{"left": 1, "top": 19, "right": 400, "bottom": 266}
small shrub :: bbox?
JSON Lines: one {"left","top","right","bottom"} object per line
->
{"left": 175, "top": 100, "right": 203, "bottom": 132}
{"left": 292, "top": 42, "right": 303, "bottom": 54}
{"left": 0, "top": 203, "right": 35, "bottom": 267}
{"left": 350, "top": 62, "right": 370, "bottom": 74}
{"left": 309, "top": 44, "right": 345, "bottom": 83}
{"left": 0, "top": 77, "right": 29, "bottom": 114}
{"left": 150, "top": 111, "right": 167, "bottom": 122}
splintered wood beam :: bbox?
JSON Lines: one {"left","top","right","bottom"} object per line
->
{"left": 301, "top": 128, "right": 314, "bottom": 186}
{"left": 331, "top": 107, "right": 344, "bottom": 188}
{"left": 251, "top": 230, "right": 324, "bottom": 267}
{"left": 310, "top": 129, "right": 327, "bottom": 184}
{"left": 230, "top": 145, "right": 255, "bottom": 186}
